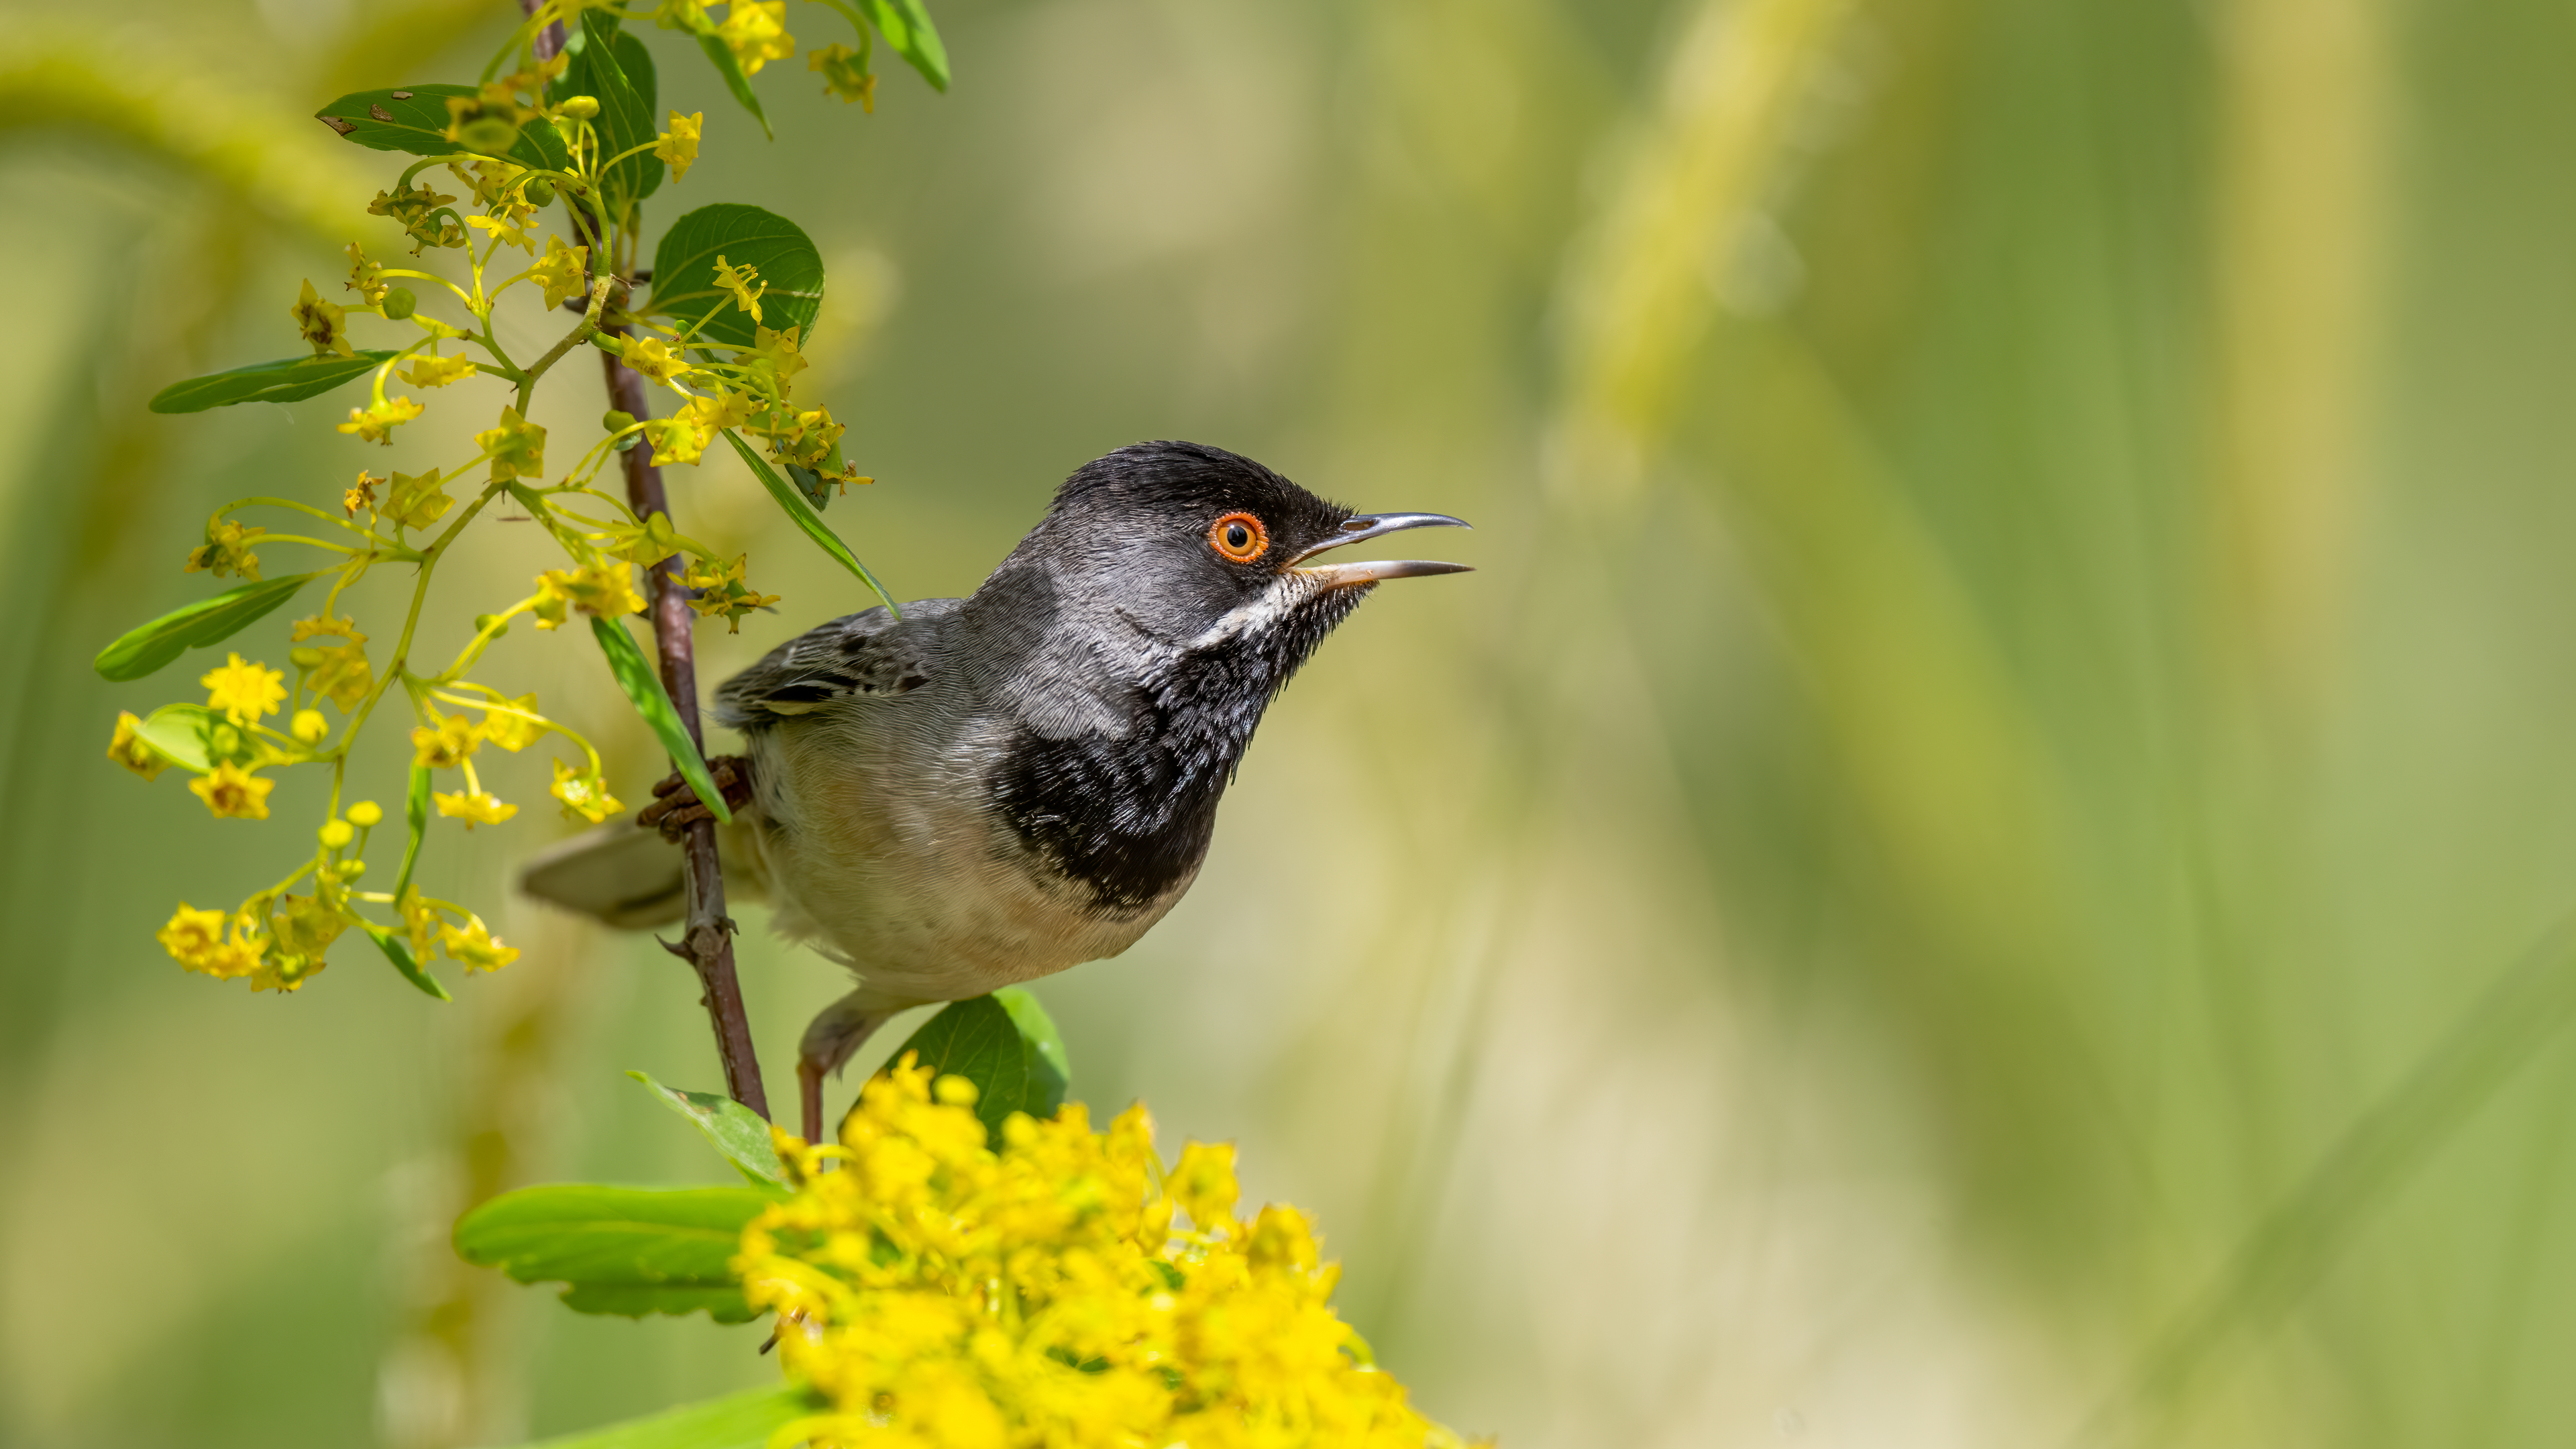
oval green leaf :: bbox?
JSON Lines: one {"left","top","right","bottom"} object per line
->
{"left": 555, "top": 14, "right": 663, "bottom": 212}
{"left": 888, "top": 989, "right": 1071, "bottom": 1145}
{"left": 720, "top": 430, "right": 898, "bottom": 616}
{"left": 148, "top": 350, "right": 402, "bottom": 414}
{"left": 453, "top": 1184, "right": 769, "bottom": 1323}
{"left": 94, "top": 572, "right": 321, "bottom": 682}
{"left": 645, "top": 204, "right": 821, "bottom": 352}
{"left": 590, "top": 614, "right": 730, "bottom": 824}
{"left": 312, "top": 84, "right": 570, "bottom": 171}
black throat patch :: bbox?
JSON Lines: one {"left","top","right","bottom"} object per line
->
{"left": 987, "top": 586, "right": 1370, "bottom": 916}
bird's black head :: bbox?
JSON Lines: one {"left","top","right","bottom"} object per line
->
{"left": 975, "top": 440, "right": 1469, "bottom": 915}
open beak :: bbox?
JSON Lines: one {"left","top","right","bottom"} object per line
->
{"left": 1287, "top": 511, "right": 1474, "bottom": 588}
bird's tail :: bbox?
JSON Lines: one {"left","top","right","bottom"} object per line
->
{"left": 517, "top": 822, "right": 688, "bottom": 929}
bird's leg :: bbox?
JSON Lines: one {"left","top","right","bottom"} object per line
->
{"left": 637, "top": 755, "right": 757, "bottom": 843}
{"left": 798, "top": 994, "right": 894, "bottom": 1144}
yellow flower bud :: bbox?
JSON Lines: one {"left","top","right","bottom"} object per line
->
{"left": 319, "top": 818, "right": 355, "bottom": 849}
{"left": 558, "top": 95, "right": 600, "bottom": 119}
{"left": 346, "top": 800, "right": 383, "bottom": 827}
{"left": 292, "top": 708, "right": 329, "bottom": 745}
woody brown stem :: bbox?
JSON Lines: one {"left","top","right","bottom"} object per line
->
{"left": 602, "top": 314, "right": 771, "bottom": 1120}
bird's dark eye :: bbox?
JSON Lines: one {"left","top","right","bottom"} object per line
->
{"left": 1208, "top": 511, "right": 1269, "bottom": 564}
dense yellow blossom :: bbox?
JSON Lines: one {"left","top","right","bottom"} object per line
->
{"left": 656, "top": 110, "right": 703, "bottom": 181}
{"left": 190, "top": 761, "right": 274, "bottom": 820}
{"left": 682, "top": 553, "right": 780, "bottom": 633}
{"left": 737, "top": 1059, "right": 1472, "bottom": 1449}
{"left": 109, "top": 712, "right": 168, "bottom": 780}
{"left": 203, "top": 653, "right": 286, "bottom": 724}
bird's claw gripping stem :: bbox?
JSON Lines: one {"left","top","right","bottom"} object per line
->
{"left": 637, "top": 755, "right": 755, "bottom": 841}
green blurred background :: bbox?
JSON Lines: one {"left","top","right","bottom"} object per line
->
{"left": 7, "top": 0, "right": 2576, "bottom": 1444}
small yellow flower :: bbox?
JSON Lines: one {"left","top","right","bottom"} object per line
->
{"left": 549, "top": 757, "right": 625, "bottom": 823}
{"left": 290, "top": 709, "right": 329, "bottom": 745}
{"left": 438, "top": 916, "right": 520, "bottom": 971}
{"left": 531, "top": 563, "right": 647, "bottom": 629}
{"left": 384, "top": 468, "right": 453, "bottom": 530}
{"left": 189, "top": 761, "right": 274, "bottom": 820}
{"left": 743, "top": 324, "right": 809, "bottom": 392}
{"left": 398, "top": 352, "right": 478, "bottom": 388}
{"left": 435, "top": 788, "right": 518, "bottom": 828}
{"left": 109, "top": 712, "right": 168, "bottom": 780}
{"left": 202, "top": 652, "right": 285, "bottom": 724}
{"left": 475, "top": 407, "right": 547, "bottom": 480}
{"left": 644, "top": 413, "right": 707, "bottom": 466}
{"left": 682, "top": 553, "right": 781, "bottom": 633}
{"left": 411, "top": 713, "right": 482, "bottom": 768}
{"left": 345, "top": 242, "right": 390, "bottom": 305}
{"left": 655, "top": 110, "right": 702, "bottom": 180}
{"left": 344, "top": 471, "right": 382, "bottom": 515}
{"left": 347, "top": 800, "right": 384, "bottom": 827}
{"left": 468, "top": 205, "right": 539, "bottom": 254}
{"left": 338, "top": 395, "right": 425, "bottom": 445}
{"left": 480, "top": 694, "right": 543, "bottom": 752}
{"left": 621, "top": 335, "right": 694, "bottom": 384}
{"left": 808, "top": 44, "right": 875, "bottom": 111}
{"left": 184, "top": 519, "right": 264, "bottom": 580}
{"left": 369, "top": 182, "right": 464, "bottom": 254}
{"left": 290, "top": 279, "right": 355, "bottom": 358}
{"left": 599, "top": 509, "right": 681, "bottom": 564}
{"left": 158, "top": 904, "right": 264, "bottom": 979}
{"left": 268, "top": 891, "right": 350, "bottom": 959}
{"left": 770, "top": 404, "right": 845, "bottom": 470}
{"left": 290, "top": 612, "right": 364, "bottom": 643}
{"left": 398, "top": 885, "right": 439, "bottom": 959}
{"left": 305, "top": 639, "right": 372, "bottom": 711}
{"left": 714, "top": 0, "right": 793, "bottom": 74}
{"left": 529, "top": 234, "right": 591, "bottom": 311}
{"left": 710, "top": 255, "right": 765, "bottom": 323}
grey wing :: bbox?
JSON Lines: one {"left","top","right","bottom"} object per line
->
{"left": 712, "top": 598, "right": 960, "bottom": 727}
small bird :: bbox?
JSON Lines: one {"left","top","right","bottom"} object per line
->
{"left": 521, "top": 440, "right": 1470, "bottom": 1138}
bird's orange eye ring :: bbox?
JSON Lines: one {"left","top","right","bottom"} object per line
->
{"left": 1209, "top": 511, "right": 1269, "bottom": 564}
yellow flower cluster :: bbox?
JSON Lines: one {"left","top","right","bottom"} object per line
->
{"left": 738, "top": 1060, "right": 1474, "bottom": 1449}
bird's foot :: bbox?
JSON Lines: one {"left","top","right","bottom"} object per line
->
{"left": 637, "top": 755, "right": 755, "bottom": 841}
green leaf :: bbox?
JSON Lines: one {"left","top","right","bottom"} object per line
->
{"left": 888, "top": 989, "right": 1071, "bottom": 1144}
{"left": 93, "top": 572, "right": 321, "bottom": 682}
{"left": 311, "top": 83, "right": 570, "bottom": 171}
{"left": 556, "top": 13, "right": 663, "bottom": 213}
{"left": 646, "top": 203, "right": 822, "bottom": 352}
{"left": 395, "top": 761, "right": 430, "bottom": 902}
{"left": 129, "top": 704, "right": 218, "bottom": 771}
{"left": 629, "top": 1070, "right": 788, "bottom": 1190}
{"left": 362, "top": 922, "right": 451, "bottom": 1002}
{"left": 856, "top": 0, "right": 951, "bottom": 91}
{"left": 721, "top": 431, "right": 899, "bottom": 616}
{"left": 148, "top": 351, "right": 402, "bottom": 414}
{"left": 508, "top": 1384, "right": 822, "bottom": 1449}
{"left": 590, "top": 615, "right": 730, "bottom": 825}
{"left": 694, "top": 32, "right": 773, "bottom": 139}
{"left": 453, "top": 1185, "right": 769, "bottom": 1323}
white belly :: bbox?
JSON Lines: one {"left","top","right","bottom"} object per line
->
{"left": 731, "top": 710, "right": 1187, "bottom": 1012}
